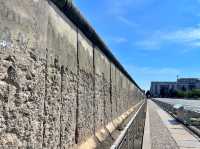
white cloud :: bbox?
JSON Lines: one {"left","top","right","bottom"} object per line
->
{"left": 107, "top": 0, "right": 133, "bottom": 15}
{"left": 135, "top": 40, "right": 161, "bottom": 50}
{"left": 191, "top": 41, "right": 200, "bottom": 47}
{"left": 164, "top": 27, "right": 200, "bottom": 42}
{"left": 107, "top": 36, "right": 128, "bottom": 44}
{"left": 134, "top": 26, "right": 200, "bottom": 50}
{"left": 117, "top": 16, "right": 139, "bottom": 28}
{"left": 107, "top": 0, "right": 152, "bottom": 16}
{"left": 114, "top": 37, "right": 128, "bottom": 43}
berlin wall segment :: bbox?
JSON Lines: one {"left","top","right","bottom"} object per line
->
{"left": 0, "top": 0, "right": 145, "bottom": 148}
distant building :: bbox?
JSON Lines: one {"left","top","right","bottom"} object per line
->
{"left": 150, "top": 78, "right": 200, "bottom": 97}
{"left": 177, "top": 78, "right": 200, "bottom": 91}
{"left": 150, "top": 81, "right": 177, "bottom": 97}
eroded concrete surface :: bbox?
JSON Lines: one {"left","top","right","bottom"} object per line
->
{"left": 0, "top": 0, "right": 145, "bottom": 148}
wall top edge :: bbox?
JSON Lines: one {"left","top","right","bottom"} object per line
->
{"left": 50, "top": 0, "right": 143, "bottom": 92}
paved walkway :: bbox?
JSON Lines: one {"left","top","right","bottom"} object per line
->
{"left": 143, "top": 100, "right": 200, "bottom": 149}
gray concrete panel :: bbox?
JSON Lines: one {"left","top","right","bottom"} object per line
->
{"left": 77, "top": 30, "right": 94, "bottom": 144}
{"left": 111, "top": 63, "right": 117, "bottom": 120}
{"left": 44, "top": 3, "right": 78, "bottom": 148}
{"left": 0, "top": 0, "right": 145, "bottom": 148}
{"left": 0, "top": 0, "right": 48, "bottom": 148}
{"left": 94, "top": 47, "right": 111, "bottom": 130}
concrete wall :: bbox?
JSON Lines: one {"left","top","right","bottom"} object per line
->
{"left": 77, "top": 30, "right": 94, "bottom": 144}
{"left": 0, "top": 0, "right": 48, "bottom": 148}
{"left": 0, "top": 0, "right": 145, "bottom": 148}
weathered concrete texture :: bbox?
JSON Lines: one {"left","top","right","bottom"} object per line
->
{"left": 77, "top": 30, "right": 94, "bottom": 144}
{"left": 121, "top": 75, "right": 128, "bottom": 114}
{"left": 94, "top": 72, "right": 104, "bottom": 131}
{"left": 127, "top": 81, "right": 132, "bottom": 109}
{"left": 61, "top": 69, "right": 77, "bottom": 148}
{"left": 0, "top": 0, "right": 47, "bottom": 148}
{"left": 100, "top": 53, "right": 111, "bottom": 126}
{"left": 111, "top": 64, "right": 117, "bottom": 120}
{"left": 94, "top": 48, "right": 111, "bottom": 131}
{"left": 129, "top": 84, "right": 137, "bottom": 107}
{"left": 117, "top": 72, "right": 122, "bottom": 115}
{"left": 45, "top": 4, "right": 78, "bottom": 149}
{"left": 124, "top": 79, "right": 129, "bottom": 111}
{"left": 0, "top": 40, "right": 46, "bottom": 148}
{"left": 113, "top": 69, "right": 118, "bottom": 119}
{"left": 0, "top": 0, "right": 145, "bottom": 148}
{"left": 45, "top": 54, "right": 61, "bottom": 149}
{"left": 115, "top": 69, "right": 122, "bottom": 118}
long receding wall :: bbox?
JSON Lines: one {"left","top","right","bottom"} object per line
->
{"left": 0, "top": 0, "right": 145, "bottom": 148}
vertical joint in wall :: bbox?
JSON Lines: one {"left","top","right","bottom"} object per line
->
{"left": 92, "top": 44, "right": 96, "bottom": 134}
{"left": 103, "top": 73, "right": 106, "bottom": 126}
{"left": 42, "top": 48, "right": 48, "bottom": 148}
{"left": 59, "top": 65, "right": 65, "bottom": 149}
{"left": 115, "top": 68, "right": 117, "bottom": 114}
{"left": 75, "top": 27, "right": 79, "bottom": 144}
{"left": 109, "top": 62, "right": 112, "bottom": 119}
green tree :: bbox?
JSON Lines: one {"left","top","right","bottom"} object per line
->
{"left": 176, "top": 91, "right": 185, "bottom": 98}
{"left": 175, "top": 89, "right": 200, "bottom": 99}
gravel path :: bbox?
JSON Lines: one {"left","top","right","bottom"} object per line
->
{"left": 148, "top": 101, "right": 179, "bottom": 149}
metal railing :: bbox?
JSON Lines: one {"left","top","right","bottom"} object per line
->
{"left": 111, "top": 100, "right": 147, "bottom": 149}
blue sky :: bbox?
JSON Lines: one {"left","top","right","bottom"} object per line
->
{"left": 74, "top": 0, "right": 200, "bottom": 90}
